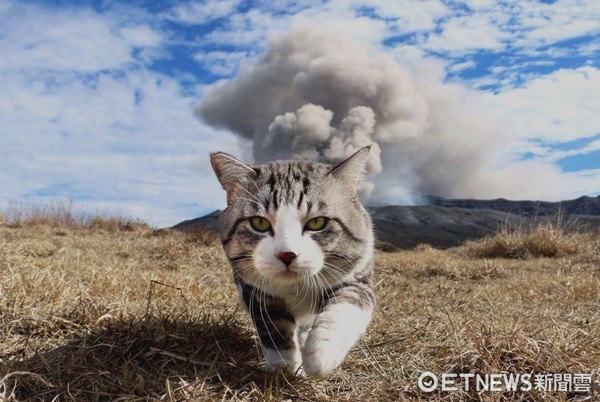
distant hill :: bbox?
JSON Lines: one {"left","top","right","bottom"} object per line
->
{"left": 426, "top": 195, "right": 600, "bottom": 217}
{"left": 369, "top": 205, "right": 529, "bottom": 250}
{"left": 172, "top": 196, "right": 600, "bottom": 250}
{"left": 173, "top": 210, "right": 221, "bottom": 233}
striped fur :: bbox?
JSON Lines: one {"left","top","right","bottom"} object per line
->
{"left": 210, "top": 147, "right": 375, "bottom": 377}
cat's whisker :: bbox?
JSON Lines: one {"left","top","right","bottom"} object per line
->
{"left": 322, "top": 260, "right": 347, "bottom": 274}
{"left": 234, "top": 264, "right": 284, "bottom": 368}
{"left": 325, "top": 252, "right": 358, "bottom": 272}
{"left": 257, "top": 276, "right": 288, "bottom": 365}
{"left": 308, "top": 275, "right": 319, "bottom": 318}
{"left": 314, "top": 271, "right": 333, "bottom": 312}
{"left": 230, "top": 256, "right": 253, "bottom": 264}
{"left": 315, "top": 270, "right": 338, "bottom": 307}
{"left": 232, "top": 261, "right": 256, "bottom": 281}
{"left": 245, "top": 273, "right": 279, "bottom": 365}
{"left": 244, "top": 274, "right": 262, "bottom": 361}
{"left": 287, "top": 271, "right": 311, "bottom": 311}
{"left": 322, "top": 262, "right": 349, "bottom": 285}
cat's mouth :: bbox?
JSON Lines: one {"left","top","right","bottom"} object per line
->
{"left": 277, "top": 267, "right": 300, "bottom": 279}
{"left": 256, "top": 262, "right": 320, "bottom": 281}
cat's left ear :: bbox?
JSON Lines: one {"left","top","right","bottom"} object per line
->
{"left": 327, "top": 145, "right": 371, "bottom": 185}
{"left": 210, "top": 152, "right": 258, "bottom": 195}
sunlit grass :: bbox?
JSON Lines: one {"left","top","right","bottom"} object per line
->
{"left": 1, "top": 207, "right": 598, "bottom": 401}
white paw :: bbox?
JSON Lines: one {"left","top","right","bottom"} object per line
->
{"left": 301, "top": 336, "right": 346, "bottom": 378}
{"left": 263, "top": 347, "right": 302, "bottom": 374}
{"left": 299, "top": 303, "right": 372, "bottom": 378}
{"left": 263, "top": 360, "right": 304, "bottom": 375}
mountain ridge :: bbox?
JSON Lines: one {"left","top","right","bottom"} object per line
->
{"left": 425, "top": 195, "right": 600, "bottom": 216}
{"left": 172, "top": 196, "right": 600, "bottom": 250}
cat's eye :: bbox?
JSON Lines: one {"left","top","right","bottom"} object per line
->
{"left": 305, "top": 217, "right": 328, "bottom": 231}
{"left": 249, "top": 216, "right": 272, "bottom": 232}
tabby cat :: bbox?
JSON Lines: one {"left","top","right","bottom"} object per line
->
{"left": 210, "top": 146, "right": 375, "bottom": 378}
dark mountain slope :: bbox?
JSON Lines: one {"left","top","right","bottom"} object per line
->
{"left": 426, "top": 195, "right": 600, "bottom": 217}
{"left": 173, "top": 196, "right": 600, "bottom": 250}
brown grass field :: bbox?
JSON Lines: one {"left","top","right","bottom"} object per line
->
{"left": 0, "top": 204, "right": 599, "bottom": 401}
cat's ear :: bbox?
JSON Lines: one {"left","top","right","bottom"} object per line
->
{"left": 210, "top": 152, "right": 257, "bottom": 194}
{"left": 328, "top": 145, "right": 371, "bottom": 185}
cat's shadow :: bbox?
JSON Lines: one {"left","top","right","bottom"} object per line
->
{"left": 5, "top": 313, "right": 298, "bottom": 400}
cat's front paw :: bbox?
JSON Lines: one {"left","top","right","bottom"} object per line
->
{"left": 263, "top": 347, "right": 303, "bottom": 375}
{"left": 262, "top": 361, "right": 305, "bottom": 376}
{"left": 301, "top": 335, "right": 347, "bottom": 378}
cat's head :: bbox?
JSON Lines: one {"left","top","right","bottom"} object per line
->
{"left": 210, "top": 147, "right": 373, "bottom": 288}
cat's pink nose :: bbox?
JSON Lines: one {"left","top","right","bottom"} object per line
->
{"left": 276, "top": 251, "right": 297, "bottom": 266}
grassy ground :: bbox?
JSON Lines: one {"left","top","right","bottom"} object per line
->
{"left": 0, "top": 211, "right": 599, "bottom": 401}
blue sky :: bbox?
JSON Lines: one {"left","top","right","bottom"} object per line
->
{"left": 0, "top": 0, "right": 599, "bottom": 226}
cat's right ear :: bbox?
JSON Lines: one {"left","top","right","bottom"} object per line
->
{"left": 210, "top": 152, "right": 257, "bottom": 195}
{"left": 327, "top": 145, "right": 371, "bottom": 186}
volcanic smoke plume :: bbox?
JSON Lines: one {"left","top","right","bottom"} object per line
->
{"left": 197, "top": 27, "right": 517, "bottom": 203}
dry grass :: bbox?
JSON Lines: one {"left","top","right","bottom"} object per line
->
{"left": 1, "top": 212, "right": 599, "bottom": 401}
{"left": 2, "top": 200, "right": 147, "bottom": 231}
{"left": 462, "top": 223, "right": 582, "bottom": 259}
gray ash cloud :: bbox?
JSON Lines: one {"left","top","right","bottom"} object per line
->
{"left": 197, "top": 27, "right": 515, "bottom": 204}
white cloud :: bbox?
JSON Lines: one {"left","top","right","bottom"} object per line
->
{"left": 413, "top": 0, "right": 600, "bottom": 57}
{"left": 197, "top": 1, "right": 405, "bottom": 49}
{"left": 0, "top": 2, "right": 244, "bottom": 226}
{"left": 197, "top": 3, "right": 389, "bottom": 50}
{"left": 200, "top": 8, "right": 285, "bottom": 47}
{"left": 118, "top": 25, "right": 163, "bottom": 47}
{"left": 541, "top": 140, "right": 600, "bottom": 163}
{"left": 578, "top": 41, "right": 600, "bottom": 56}
{"left": 254, "top": 0, "right": 323, "bottom": 13}
{"left": 164, "top": 0, "right": 241, "bottom": 25}
{"left": 424, "top": 12, "right": 510, "bottom": 54}
{"left": 290, "top": 9, "right": 389, "bottom": 44}
{"left": 178, "top": 0, "right": 599, "bottom": 71}
{"left": 461, "top": 0, "right": 496, "bottom": 10}
{"left": 1, "top": 9, "right": 128, "bottom": 72}
{"left": 447, "top": 59, "right": 476, "bottom": 73}
{"left": 347, "top": 0, "right": 450, "bottom": 33}
{"left": 512, "top": 0, "right": 600, "bottom": 48}
{"left": 0, "top": 3, "right": 166, "bottom": 73}
{"left": 193, "top": 50, "right": 249, "bottom": 76}
{"left": 481, "top": 161, "right": 600, "bottom": 201}
{"left": 0, "top": 65, "right": 243, "bottom": 226}
{"left": 482, "top": 66, "right": 600, "bottom": 142}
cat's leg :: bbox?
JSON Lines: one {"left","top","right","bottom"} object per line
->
{"left": 301, "top": 282, "right": 375, "bottom": 378}
{"left": 258, "top": 317, "right": 301, "bottom": 374}
{"left": 239, "top": 282, "right": 302, "bottom": 373}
